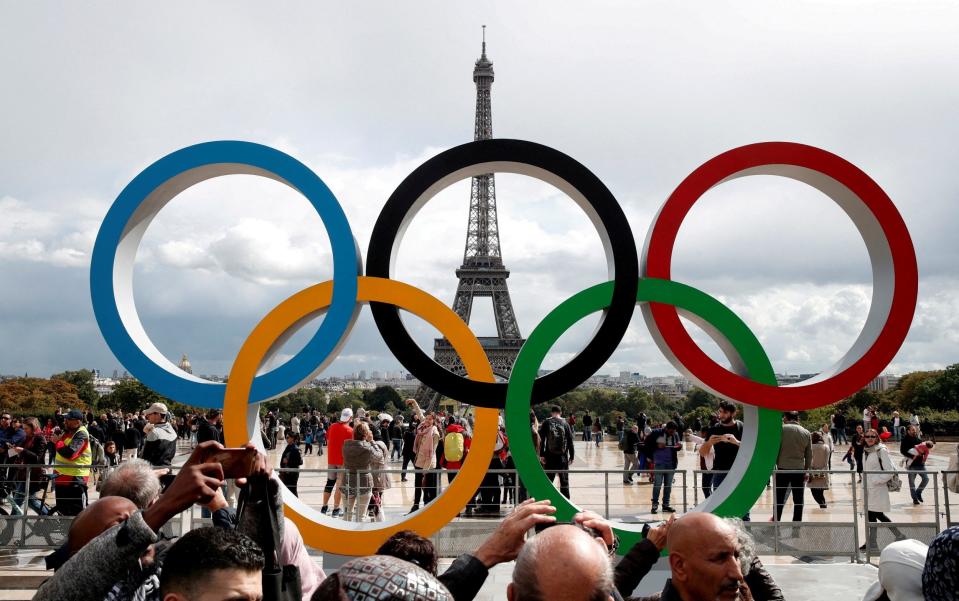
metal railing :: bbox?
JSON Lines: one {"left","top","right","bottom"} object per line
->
{"left": 0, "top": 462, "right": 954, "bottom": 561}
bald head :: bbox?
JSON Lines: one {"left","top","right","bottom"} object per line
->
{"left": 509, "top": 525, "right": 613, "bottom": 601}
{"left": 68, "top": 496, "right": 138, "bottom": 556}
{"left": 668, "top": 513, "right": 744, "bottom": 601}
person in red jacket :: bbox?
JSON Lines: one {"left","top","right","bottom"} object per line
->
{"left": 322, "top": 408, "right": 355, "bottom": 518}
{"left": 440, "top": 417, "right": 474, "bottom": 515}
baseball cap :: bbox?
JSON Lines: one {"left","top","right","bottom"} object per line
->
{"left": 339, "top": 408, "right": 354, "bottom": 422}
{"left": 65, "top": 409, "right": 84, "bottom": 420}
{"left": 144, "top": 402, "right": 169, "bottom": 416}
{"left": 356, "top": 408, "right": 367, "bottom": 420}
{"left": 863, "top": 539, "right": 927, "bottom": 601}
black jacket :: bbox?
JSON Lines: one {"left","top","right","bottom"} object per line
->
{"left": 195, "top": 419, "right": 223, "bottom": 445}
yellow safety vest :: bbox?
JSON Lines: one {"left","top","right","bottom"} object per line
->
{"left": 55, "top": 425, "right": 92, "bottom": 478}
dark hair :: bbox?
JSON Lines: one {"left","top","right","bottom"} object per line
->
{"left": 784, "top": 411, "right": 800, "bottom": 421}
{"left": 159, "top": 527, "right": 264, "bottom": 598}
{"left": 811, "top": 431, "right": 823, "bottom": 444}
{"left": 718, "top": 400, "right": 737, "bottom": 413}
{"left": 286, "top": 431, "right": 299, "bottom": 443}
{"left": 665, "top": 421, "right": 678, "bottom": 431}
{"left": 551, "top": 405, "right": 561, "bottom": 414}
{"left": 375, "top": 530, "right": 439, "bottom": 574}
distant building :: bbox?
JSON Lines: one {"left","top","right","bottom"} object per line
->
{"left": 867, "top": 373, "right": 900, "bottom": 393}
{"left": 178, "top": 354, "right": 193, "bottom": 375}
{"left": 776, "top": 373, "right": 818, "bottom": 386}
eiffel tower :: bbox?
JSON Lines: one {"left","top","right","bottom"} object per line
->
{"left": 414, "top": 27, "right": 525, "bottom": 410}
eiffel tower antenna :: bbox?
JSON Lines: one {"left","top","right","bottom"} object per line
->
{"left": 413, "top": 28, "right": 525, "bottom": 412}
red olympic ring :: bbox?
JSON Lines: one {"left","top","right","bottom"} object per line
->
{"left": 643, "top": 142, "right": 918, "bottom": 411}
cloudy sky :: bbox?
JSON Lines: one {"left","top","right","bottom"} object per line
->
{"left": 1, "top": 2, "right": 957, "bottom": 392}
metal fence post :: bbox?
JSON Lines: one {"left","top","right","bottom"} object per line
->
{"left": 693, "top": 470, "right": 699, "bottom": 506}
{"left": 944, "top": 472, "right": 952, "bottom": 527}
{"left": 682, "top": 470, "right": 687, "bottom": 512}
{"left": 604, "top": 472, "right": 610, "bottom": 519}
{"left": 19, "top": 469, "right": 31, "bottom": 547}
{"left": 933, "top": 472, "right": 941, "bottom": 532}
{"left": 513, "top": 469, "right": 520, "bottom": 508}
{"left": 851, "top": 470, "right": 861, "bottom": 563}
{"left": 862, "top": 470, "right": 870, "bottom": 563}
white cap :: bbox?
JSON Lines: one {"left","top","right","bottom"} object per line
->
{"left": 356, "top": 408, "right": 367, "bottom": 419}
{"left": 339, "top": 408, "right": 354, "bottom": 422}
{"left": 379, "top": 413, "right": 393, "bottom": 422}
{"left": 862, "top": 539, "right": 927, "bottom": 601}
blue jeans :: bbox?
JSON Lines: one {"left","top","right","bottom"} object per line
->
{"left": 10, "top": 483, "right": 46, "bottom": 516}
{"left": 391, "top": 438, "right": 403, "bottom": 461}
{"left": 835, "top": 429, "right": 848, "bottom": 444}
{"left": 583, "top": 426, "right": 591, "bottom": 442}
{"left": 712, "top": 471, "right": 751, "bottom": 520}
{"left": 652, "top": 471, "right": 675, "bottom": 507}
{"left": 907, "top": 464, "right": 929, "bottom": 501}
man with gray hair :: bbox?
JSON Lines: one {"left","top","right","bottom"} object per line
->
{"left": 98, "top": 459, "right": 162, "bottom": 509}
{"left": 508, "top": 520, "right": 615, "bottom": 601}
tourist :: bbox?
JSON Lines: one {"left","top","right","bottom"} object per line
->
{"left": 909, "top": 411, "right": 921, "bottom": 437}
{"left": 390, "top": 415, "right": 405, "bottom": 462}
{"left": 862, "top": 428, "right": 906, "bottom": 551}
{"left": 409, "top": 399, "right": 441, "bottom": 512}
{"left": 834, "top": 411, "right": 848, "bottom": 445}
{"left": 774, "top": 411, "right": 811, "bottom": 524}
{"left": 141, "top": 403, "right": 177, "bottom": 470}
{"left": 700, "top": 400, "right": 746, "bottom": 517}
{"left": 160, "top": 527, "right": 264, "bottom": 601}
{"left": 617, "top": 415, "right": 626, "bottom": 444}
{"left": 622, "top": 423, "right": 641, "bottom": 485}
{"left": 279, "top": 431, "right": 303, "bottom": 497}
{"left": 852, "top": 424, "right": 866, "bottom": 480}
{"left": 507, "top": 523, "right": 614, "bottom": 601}
{"left": 303, "top": 425, "right": 314, "bottom": 455}
{"left": 195, "top": 409, "right": 223, "bottom": 445}
{"left": 808, "top": 431, "right": 830, "bottom": 509}
{"left": 401, "top": 421, "right": 416, "bottom": 482}
{"left": 900, "top": 424, "right": 929, "bottom": 504}
{"left": 265, "top": 409, "right": 279, "bottom": 450}
{"left": 688, "top": 426, "right": 715, "bottom": 498}
{"left": 49, "top": 409, "right": 91, "bottom": 516}
{"left": 10, "top": 417, "right": 47, "bottom": 515}
{"left": 863, "top": 406, "right": 872, "bottom": 433}
{"left": 538, "top": 404, "right": 575, "bottom": 500}
{"left": 376, "top": 530, "right": 439, "bottom": 575}
{"left": 862, "top": 538, "right": 927, "bottom": 601}
{"left": 312, "top": 555, "right": 452, "bottom": 601}
{"left": 582, "top": 411, "right": 593, "bottom": 442}
{"left": 321, "top": 407, "right": 353, "bottom": 517}
{"left": 98, "top": 458, "right": 162, "bottom": 508}
{"left": 342, "top": 421, "right": 384, "bottom": 522}
{"left": 592, "top": 418, "right": 604, "bottom": 446}
{"left": 440, "top": 416, "right": 472, "bottom": 514}
{"left": 640, "top": 512, "right": 748, "bottom": 601}
{"left": 645, "top": 422, "right": 681, "bottom": 513}
{"left": 891, "top": 410, "right": 902, "bottom": 441}
{"left": 819, "top": 423, "right": 834, "bottom": 468}
{"left": 369, "top": 427, "right": 391, "bottom": 521}
{"left": 922, "top": 525, "right": 959, "bottom": 601}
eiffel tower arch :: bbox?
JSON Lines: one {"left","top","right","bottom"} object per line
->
{"left": 414, "top": 28, "right": 525, "bottom": 411}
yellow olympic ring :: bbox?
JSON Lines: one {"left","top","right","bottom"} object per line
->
{"left": 223, "top": 276, "right": 498, "bottom": 556}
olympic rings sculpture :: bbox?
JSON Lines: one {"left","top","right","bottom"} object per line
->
{"left": 90, "top": 139, "right": 918, "bottom": 556}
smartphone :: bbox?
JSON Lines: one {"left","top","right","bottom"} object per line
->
{"left": 207, "top": 448, "right": 258, "bottom": 479}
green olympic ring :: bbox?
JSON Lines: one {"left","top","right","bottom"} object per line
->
{"left": 505, "top": 278, "right": 782, "bottom": 555}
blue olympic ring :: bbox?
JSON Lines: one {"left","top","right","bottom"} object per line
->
{"left": 90, "top": 141, "right": 361, "bottom": 408}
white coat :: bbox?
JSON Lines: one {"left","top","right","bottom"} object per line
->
{"left": 864, "top": 443, "right": 895, "bottom": 513}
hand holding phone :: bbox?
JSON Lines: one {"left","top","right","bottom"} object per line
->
{"left": 207, "top": 448, "right": 258, "bottom": 479}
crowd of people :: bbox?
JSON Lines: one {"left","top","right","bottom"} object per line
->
{"left": 1, "top": 397, "right": 958, "bottom": 600}
{"left": 26, "top": 432, "right": 959, "bottom": 600}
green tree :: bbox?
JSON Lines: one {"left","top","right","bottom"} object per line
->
{"left": 683, "top": 387, "right": 717, "bottom": 414}
{"left": 363, "top": 386, "right": 402, "bottom": 412}
{"left": 51, "top": 369, "right": 98, "bottom": 407}
{"left": 100, "top": 380, "right": 165, "bottom": 415}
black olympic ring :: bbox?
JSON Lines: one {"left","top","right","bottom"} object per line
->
{"left": 366, "top": 138, "right": 639, "bottom": 408}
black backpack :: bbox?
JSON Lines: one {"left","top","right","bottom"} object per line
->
{"left": 546, "top": 417, "right": 567, "bottom": 456}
